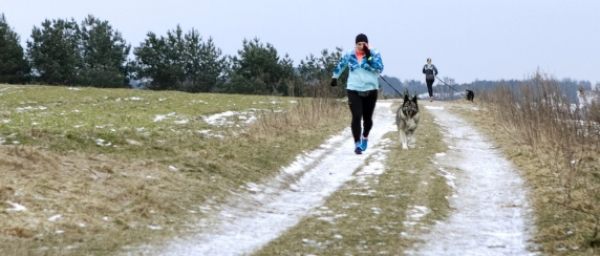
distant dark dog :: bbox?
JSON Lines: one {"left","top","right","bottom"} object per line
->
{"left": 466, "top": 89, "right": 474, "bottom": 102}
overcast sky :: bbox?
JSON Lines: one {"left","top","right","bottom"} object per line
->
{"left": 3, "top": 0, "right": 599, "bottom": 84}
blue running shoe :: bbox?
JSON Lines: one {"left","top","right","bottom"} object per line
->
{"left": 360, "top": 136, "right": 368, "bottom": 151}
{"left": 354, "top": 142, "right": 363, "bottom": 154}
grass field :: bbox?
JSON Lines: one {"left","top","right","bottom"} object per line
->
{"left": 0, "top": 84, "right": 351, "bottom": 255}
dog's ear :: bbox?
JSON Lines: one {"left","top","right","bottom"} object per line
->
{"left": 412, "top": 95, "right": 418, "bottom": 103}
{"left": 404, "top": 93, "right": 409, "bottom": 102}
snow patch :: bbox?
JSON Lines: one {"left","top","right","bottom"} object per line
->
{"left": 5, "top": 201, "right": 27, "bottom": 212}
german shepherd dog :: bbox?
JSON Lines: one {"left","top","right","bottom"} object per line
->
{"left": 396, "top": 94, "right": 420, "bottom": 150}
{"left": 466, "top": 89, "right": 474, "bottom": 102}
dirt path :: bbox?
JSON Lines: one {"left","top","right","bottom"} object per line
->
{"left": 129, "top": 100, "right": 536, "bottom": 255}
{"left": 135, "top": 101, "right": 398, "bottom": 255}
{"left": 405, "top": 101, "right": 536, "bottom": 255}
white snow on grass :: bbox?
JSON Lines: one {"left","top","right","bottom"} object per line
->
{"left": 202, "top": 111, "right": 236, "bottom": 126}
{"left": 202, "top": 109, "right": 259, "bottom": 127}
{"left": 404, "top": 105, "right": 536, "bottom": 255}
{"left": 5, "top": 201, "right": 27, "bottom": 212}
{"left": 135, "top": 101, "right": 397, "bottom": 256}
{"left": 196, "top": 129, "right": 225, "bottom": 139}
{"left": 95, "top": 138, "right": 112, "bottom": 147}
{"left": 15, "top": 106, "right": 47, "bottom": 112}
{"left": 153, "top": 112, "right": 177, "bottom": 122}
{"left": 198, "top": 109, "right": 261, "bottom": 138}
{"left": 48, "top": 214, "right": 62, "bottom": 222}
{"left": 148, "top": 225, "right": 162, "bottom": 230}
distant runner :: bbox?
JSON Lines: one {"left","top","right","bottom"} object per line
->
{"left": 422, "top": 58, "right": 438, "bottom": 102}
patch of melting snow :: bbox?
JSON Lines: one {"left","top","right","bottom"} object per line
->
{"left": 354, "top": 142, "right": 389, "bottom": 181}
{"left": 202, "top": 111, "right": 236, "bottom": 125}
{"left": 437, "top": 167, "right": 457, "bottom": 190}
{"left": 95, "top": 138, "right": 112, "bottom": 147}
{"left": 371, "top": 207, "right": 382, "bottom": 215}
{"left": 16, "top": 106, "right": 47, "bottom": 112}
{"left": 6, "top": 201, "right": 27, "bottom": 212}
{"left": 133, "top": 102, "right": 396, "bottom": 256}
{"left": 48, "top": 214, "right": 62, "bottom": 222}
{"left": 153, "top": 112, "right": 177, "bottom": 122}
{"left": 407, "top": 205, "right": 430, "bottom": 220}
{"left": 196, "top": 129, "right": 225, "bottom": 139}
{"left": 349, "top": 190, "right": 378, "bottom": 197}
{"left": 174, "top": 119, "right": 189, "bottom": 125}
{"left": 202, "top": 110, "right": 259, "bottom": 127}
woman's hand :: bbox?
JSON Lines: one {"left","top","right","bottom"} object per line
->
{"left": 363, "top": 44, "right": 371, "bottom": 61}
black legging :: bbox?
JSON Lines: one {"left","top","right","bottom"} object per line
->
{"left": 347, "top": 90, "right": 378, "bottom": 143}
{"left": 426, "top": 79, "right": 434, "bottom": 97}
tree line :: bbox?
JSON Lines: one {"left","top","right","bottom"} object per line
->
{"left": 0, "top": 14, "right": 348, "bottom": 97}
{"left": 2, "top": 14, "right": 596, "bottom": 99}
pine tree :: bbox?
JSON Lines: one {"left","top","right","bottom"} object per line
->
{"left": 133, "top": 26, "right": 185, "bottom": 90}
{"left": 196, "top": 37, "right": 227, "bottom": 93}
{"left": 226, "top": 38, "right": 293, "bottom": 95}
{"left": 80, "top": 15, "right": 131, "bottom": 87}
{"left": 0, "top": 14, "right": 30, "bottom": 84}
{"left": 27, "top": 18, "right": 82, "bottom": 85}
{"left": 133, "top": 26, "right": 228, "bottom": 92}
{"left": 297, "top": 47, "right": 346, "bottom": 97}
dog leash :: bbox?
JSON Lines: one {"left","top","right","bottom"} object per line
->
{"left": 378, "top": 74, "right": 404, "bottom": 97}
{"left": 435, "top": 75, "right": 459, "bottom": 92}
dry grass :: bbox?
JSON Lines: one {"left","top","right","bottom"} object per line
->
{"left": 254, "top": 100, "right": 451, "bottom": 255}
{"left": 0, "top": 84, "right": 349, "bottom": 255}
{"left": 454, "top": 76, "right": 600, "bottom": 255}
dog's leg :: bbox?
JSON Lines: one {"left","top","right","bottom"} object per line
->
{"left": 399, "top": 129, "right": 408, "bottom": 150}
{"left": 408, "top": 130, "right": 416, "bottom": 149}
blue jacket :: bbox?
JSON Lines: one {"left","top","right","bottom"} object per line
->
{"left": 332, "top": 49, "right": 384, "bottom": 91}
